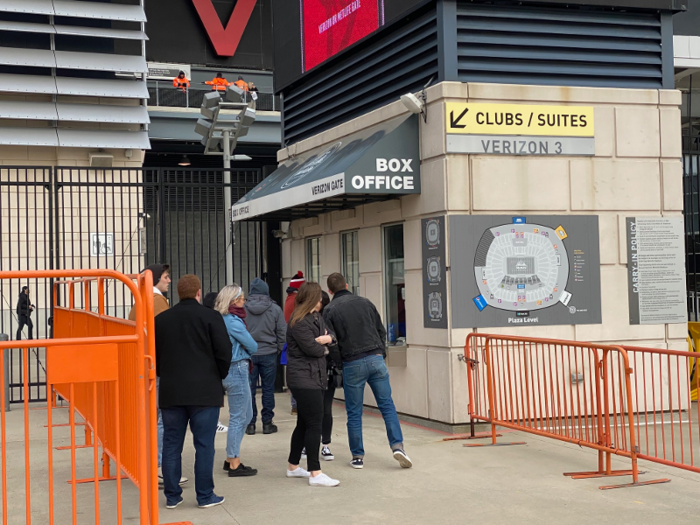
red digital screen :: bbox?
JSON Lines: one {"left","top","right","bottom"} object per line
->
{"left": 302, "top": 0, "right": 382, "bottom": 72}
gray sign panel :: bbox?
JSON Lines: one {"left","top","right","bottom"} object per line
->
{"left": 450, "top": 215, "right": 602, "bottom": 328}
{"left": 626, "top": 217, "right": 687, "bottom": 325}
{"left": 422, "top": 216, "right": 448, "bottom": 329}
{"left": 446, "top": 134, "right": 595, "bottom": 156}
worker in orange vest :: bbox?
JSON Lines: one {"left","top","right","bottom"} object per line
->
{"left": 233, "top": 76, "right": 249, "bottom": 91}
{"left": 172, "top": 71, "right": 190, "bottom": 92}
{"left": 205, "top": 72, "right": 229, "bottom": 92}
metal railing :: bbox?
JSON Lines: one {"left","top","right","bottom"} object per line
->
{"left": 148, "top": 81, "right": 280, "bottom": 112}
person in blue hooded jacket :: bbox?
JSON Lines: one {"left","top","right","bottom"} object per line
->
{"left": 215, "top": 284, "right": 259, "bottom": 478}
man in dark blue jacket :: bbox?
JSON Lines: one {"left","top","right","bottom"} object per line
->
{"left": 245, "top": 278, "right": 286, "bottom": 435}
{"left": 323, "top": 273, "right": 412, "bottom": 470}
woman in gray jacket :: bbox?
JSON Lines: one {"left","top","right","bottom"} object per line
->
{"left": 285, "top": 282, "right": 340, "bottom": 487}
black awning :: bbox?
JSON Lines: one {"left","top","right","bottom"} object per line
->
{"left": 231, "top": 114, "right": 420, "bottom": 222}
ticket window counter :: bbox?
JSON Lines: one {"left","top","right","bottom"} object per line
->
{"left": 384, "top": 223, "right": 406, "bottom": 346}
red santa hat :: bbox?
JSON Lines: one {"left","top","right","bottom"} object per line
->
{"left": 290, "top": 271, "right": 305, "bottom": 290}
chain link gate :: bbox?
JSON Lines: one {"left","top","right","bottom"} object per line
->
{"left": 0, "top": 166, "right": 264, "bottom": 403}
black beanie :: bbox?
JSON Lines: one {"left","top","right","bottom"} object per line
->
{"left": 143, "top": 264, "right": 169, "bottom": 285}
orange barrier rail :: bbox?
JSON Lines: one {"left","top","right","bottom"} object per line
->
{"left": 0, "top": 270, "right": 185, "bottom": 525}
{"left": 621, "top": 344, "right": 700, "bottom": 476}
{"left": 464, "top": 333, "right": 670, "bottom": 489}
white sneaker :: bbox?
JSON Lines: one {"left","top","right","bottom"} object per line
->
{"left": 309, "top": 472, "right": 340, "bottom": 487}
{"left": 286, "top": 467, "right": 311, "bottom": 478}
{"left": 158, "top": 468, "right": 188, "bottom": 486}
{"left": 216, "top": 422, "right": 228, "bottom": 433}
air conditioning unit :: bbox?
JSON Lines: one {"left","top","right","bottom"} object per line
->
{"left": 89, "top": 153, "right": 114, "bottom": 167}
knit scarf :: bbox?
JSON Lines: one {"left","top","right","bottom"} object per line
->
{"left": 229, "top": 304, "right": 247, "bottom": 326}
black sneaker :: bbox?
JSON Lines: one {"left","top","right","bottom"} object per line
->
{"left": 393, "top": 448, "right": 413, "bottom": 468}
{"left": 228, "top": 464, "right": 258, "bottom": 477}
{"left": 349, "top": 457, "right": 364, "bottom": 469}
{"left": 321, "top": 446, "right": 334, "bottom": 461}
{"left": 224, "top": 460, "right": 256, "bottom": 472}
{"left": 262, "top": 421, "right": 278, "bottom": 434}
{"left": 245, "top": 423, "right": 255, "bottom": 435}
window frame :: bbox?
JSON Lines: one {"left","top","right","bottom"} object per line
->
{"left": 305, "top": 236, "right": 321, "bottom": 284}
{"left": 340, "top": 229, "right": 360, "bottom": 296}
{"left": 381, "top": 222, "right": 406, "bottom": 346}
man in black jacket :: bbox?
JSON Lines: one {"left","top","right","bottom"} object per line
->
{"left": 323, "top": 273, "right": 412, "bottom": 470}
{"left": 155, "top": 274, "right": 232, "bottom": 510}
{"left": 16, "top": 286, "right": 34, "bottom": 340}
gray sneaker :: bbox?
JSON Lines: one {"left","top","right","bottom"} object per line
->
{"left": 393, "top": 449, "right": 413, "bottom": 468}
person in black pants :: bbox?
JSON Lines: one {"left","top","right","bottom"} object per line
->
{"left": 16, "top": 286, "right": 34, "bottom": 340}
{"left": 285, "top": 282, "right": 340, "bottom": 487}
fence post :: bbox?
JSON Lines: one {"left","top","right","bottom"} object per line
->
{"left": 0, "top": 335, "right": 9, "bottom": 412}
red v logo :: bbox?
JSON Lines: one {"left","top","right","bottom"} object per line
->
{"left": 191, "top": 0, "right": 257, "bottom": 57}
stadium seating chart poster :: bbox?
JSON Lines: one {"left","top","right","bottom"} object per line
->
{"left": 449, "top": 215, "right": 602, "bottom": 328}
{"left": 302, "top": 0, "right": 382, "bottom": 71}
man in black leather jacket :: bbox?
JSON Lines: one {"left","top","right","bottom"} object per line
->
{"left": 16, "top": 286, "right": 34, "bottom": 340}
{"left": 323, "top": 273, "right": 412, "bottom": 470}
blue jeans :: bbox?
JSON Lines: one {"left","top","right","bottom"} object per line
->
{"left": 156, "top": 377, "right": 164, "bottom": 467}
{"left": 223, "top": 360, "right": 253, "bottom": 458}
{"left": 161, "top": 405, "right": 219, "bottom": 506}
{"left": 249, "top": 353, "right": 277, "bottom": 424}
{"left": 342, "top": 354, "right": 403, "bottom": 458}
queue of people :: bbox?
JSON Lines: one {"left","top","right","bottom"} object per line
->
{"left": 138, "top": 265, "right": 412, "bottom": 510}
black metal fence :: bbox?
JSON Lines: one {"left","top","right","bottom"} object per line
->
{"left": 0, "top": 166, "right": 264, "bottom": 402}
{"left": 685, "top": 153, "right": 700, "bottom": 321}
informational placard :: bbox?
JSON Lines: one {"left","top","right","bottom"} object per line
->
{"left": 626, "top": 217, "right": 687, "bottom": 325}
{"left": 90, "top": 233, "right": 114, "bottom": 256}
{"left": 450, "top": 215, "right": 602, "bottom": 328}
{"left": 445, "top": 103, "right": 595, "bottom": 157}
{"left": 422, "top": 216, "right": 448, "bottom": 329}
{"left": 147, "top": 63, "right": 191, "bottom": 80}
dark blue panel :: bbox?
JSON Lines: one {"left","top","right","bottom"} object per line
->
{"left": 282, "top": 8, "right": 439, "bottom": 145}
{"left": 455, "top": 3, "right": 665, "bottom": 89}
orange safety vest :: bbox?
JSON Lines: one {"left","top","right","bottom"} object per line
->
{"left": 172, "top": 76, "right": 190, "bottom": 91}
{"left": 205, "top": 77, "right": 229, "bottom": 92}
{"left": 233, "top": 80, "right": 249, "bottom": 91}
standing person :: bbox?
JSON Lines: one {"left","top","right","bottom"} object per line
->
{"left": 286, "top": 283, "right": 340, "bottom": 487}
{"left": 205, "top": 72, "right": 229, "bottom": 92}
{"left": 233, "top": 75, "right": 249, "bottom": 91}
{"left": 248, "top": 82, "right": 259, "bottom": 94}
{"left": 203, "top": 291, "right": 228, "bottom": 434}
{"left": 245, "top": 278, "right": 286, "bottom": 436}
{"left": 15, "top": 286, "right": 34, "bottom": 340}
{"left": 216, "top": 284, "right": 259, "bottom": 477}
{"left": 323, "top": 273, "right": 412, "bottom": 470}
{"left": 285, "top": 271, "right": 305, "bottom": 415}
{"left": 319, "top": 291, "right": 339, "bottom": 461}
{"left": 155, "top": 275, "right": 232, "bottom": 509}
{"left": 128, "top": 264, "right": 186, "bottom": 484}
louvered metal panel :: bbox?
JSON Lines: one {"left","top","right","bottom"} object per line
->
{"left": 0, "top": 21, "right": 55, "bottom": 34}
{"left": 55, "top": 25, "right": 148, "bottom": 40}
{"left": 0, "top": 46, "right": 55, "bottom": 67}
{"left": 0, "top": 73, "right": 57, "bottom": 94}
{"left": 0, "top": 127, "right": 58, "bottom": 146}
{"left": 282, "top": 9, "right": 439, "bottom": 144}
{"left": 57, "top": 129, "right": 150, "bottom": 149}
{"left": 0, "top": 0, "right": 54, "bottom": 16}
{"left": 55, "top": 77, "right": 149, "bottom": 98}
{"left": 52, "top": 1, "right": 146, "bottom": 22}
{"left": 455, "top": 3, "right": 664, "bottom": 88}
{"left": 55, "top": 50, "right": 148, "bottom": 73}
{"left": 56, "top": 103, "right": 150, "bottom": 124}
{"left": 0, "top": 100, "right": 58, "bottom": 120}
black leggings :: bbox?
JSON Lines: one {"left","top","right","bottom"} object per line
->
{"left": 288, "top": 388, "right": 324, "bottom": 472}
{"left": 322, "top": 384, "right": 335, "bottom": 445}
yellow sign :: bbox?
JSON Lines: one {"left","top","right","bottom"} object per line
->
{"left": 446, "top": 103, "right": 595, "bottom": 137}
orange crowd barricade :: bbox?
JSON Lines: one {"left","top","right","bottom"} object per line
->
{"left": 0, "top": 269, "right": 188, "bottom": 525}
{"left": 462, "top": 333, "right": 671, "bottom": 489}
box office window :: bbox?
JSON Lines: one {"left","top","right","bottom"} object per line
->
{"left": 306, "top": 237, "right": 321, "bottom": 284}
{"left": 383, "top": 224, "right": 405, "bottom": 345}
{"left": 341, "top": 231, "right": 360, "bottom": 296}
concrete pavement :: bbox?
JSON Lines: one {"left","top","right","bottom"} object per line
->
{"left": 4, "top": 393, "right": 700, "bottom": 524}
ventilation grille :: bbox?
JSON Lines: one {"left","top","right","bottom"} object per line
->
{"left": 0, "top": 0, "right": 149, "bottom": 149}
{"left": 282, "top": 9, "right": 439, "bottom": 145}
{"left": 456, "top": 3, "right": 664, "bottom": 89}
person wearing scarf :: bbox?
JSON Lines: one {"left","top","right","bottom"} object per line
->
{"left": 215, "top": 284, "right": 259, "bottom": 478}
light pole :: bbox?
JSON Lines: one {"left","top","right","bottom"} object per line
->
{"left": 195, "top": 86, "right": 256, "bottom": 285}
